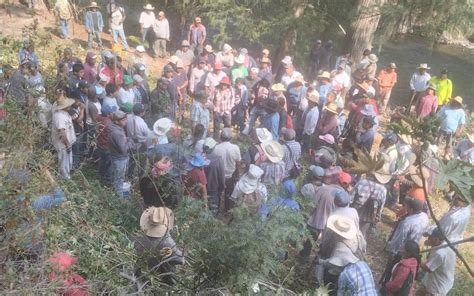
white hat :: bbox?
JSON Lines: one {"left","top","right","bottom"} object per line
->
{"left": 234, "top": 54, "right": 245, "bottom": 64}
{"left": 99, "top": 73, "right": 109, "bottom": 82}
{"left": 236, "top": 164, "right": 264, "bottom": 194}
{"left": 139, "top": 207, "right": 174, "bottom": 238}
{"left": 327, "top": 214, "right": 357, "bottom": 240}
{"left": 417, "top": 63, "right": 430, "bottom": 70}
{"left": 256, "top": 128, "right": 272, "bottom": 143}
{"left": 327, "top": 241, "right": 360, "bottom": 267}
{"left": 52, "top": 96, "right": 75, "bottom": 111}
{"left": 261, "top": 141, "right": 284, "bottom": 163}
{"left": 373, "top": 162, "right": 392, "bottom": 184}
{"left": 153, "top": 118, "right": 173, "bottom": 136}
{"left": 143, "top": 4, "right": 155, "bottom": 10}
{"left": 368, "top": 53, "right": 378, "bottom": 64}
{"left": 223, "top": 43, "right": 232, "bottom": 53}
{"left": 250, "top": 67, "right": 259, "bottom": 74}
{"left": 203, "top": 137, "right": 217, "bottom": 150}
{"left": 133, "top": 74, "right": 144, "bottom": 83}
{"left": 136, "top": 45, "right": 145, "bottom": 53}
{"left": 281, "top": 56, "right": 292, "bottom": 65}
{"left": 204, "top": 44, "right": 214, "bottom": 53}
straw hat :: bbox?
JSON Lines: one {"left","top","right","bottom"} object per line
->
{"left": 53, "top": 96, "right": 75, "bottom": 111}
{"left": 294, "top": 74, "right": 306, "bottom": 84}
{"left": 373, "top": 162, "right": 392, "bottom": 184}
{"left": 357, "top": 81, "right": 369, "bottom": 91}
{"left": 307, "top": 90, "right": 320, "bottom": 104}
{"left": 204, "top": 44, "right": 214, "bottom": 53}
{"left": 143, "top": 4, "right": 155, "bottom": 10}
{"left": 222, "top": 43, "right": 232, "bottom": 53}
{"left": 323, "top": 103, "right": 338, "bottom": 114}
{"left": 261, "top": 141, "right": 284, "bottom": 163}
{"left": 158, "top": 11, "right": 165, "bottom": 17}
{"left": 427, "top": 84, "right": 437, "bottom": 91}
{"left": 452, "top": 96, "right": 463, "bottom": 104}
{"left": 153, "top": 118, "right": 173, "bottom": 136}
{"left": 236, "top": 164, "right": 264, "bottom": 194}
{"left": 417, "top": 63, "right": 430, "bottom": 70}
{"left": 168, "top": 55, "right": 180, "bottom": 65}
{"left": 318, "top": 71, "right": 331, "bottom": 80}
{"left": 271, "top": 83, "right": 286, "bottom": 92}
{"left": 367, "top": 53, "right": 378, "bottom": 64}
{"left": 89, "top": 2, "right": 99, "bottom": 8}
{"left": 409, "top": 165, "right": 430, "bottom": 187}
{"left": 256, "top": 128, "right": 273, "bottom": 143}
{"left": 140, "top": 207, "right": 174, "bottom": 238}
{"left": 181, "top": 40, "right": 190, "bottom": 47}
{"left": 262, "top": 48, "right": 270, "bottom": 55}
{"left": 389, "top": 62, "right": 397, "bottom": 69}
{"left": 327, "top": 214, "right": 357, "bottom": 240}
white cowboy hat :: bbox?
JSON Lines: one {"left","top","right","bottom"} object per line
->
{"left": 139, "top": 207, "right": 174, "bottom": 238}
{"left": 368, "top": 53, "right": 378, "bottom": 64}
{"left": 417, "top": 63, "right": 430, "bottom": 70}
{"left": 204, "top": 44, "right": 214, "bottom": 53}
{"left": 294, "top": 74, "right": 306, "bottom": 84}
{"left": 143, "top": 4, "right": 155, "bottom": 10}
{"left": 373, "top": 162, "right": 392, "bottom": 184}
{"left": 261, "top": 141, "right": 284, "bottom": 163}
{"left": 326, "top": 214, "right": 357, "bottom": 240}
{"left": 281, "top": 56, "right": 292, "bottom": 65}
{"left": 236, "top": 164, "right": 264, "bottom": 194}
{"left": 327, "top": 241, "right": 360, "bottom": 267}
{"left": 271, "top": 83, "right": 286, "bottom": 92}
{"left": 318, "top": 71, "right": 331, "bottom": 80}
{"left": 52, "top": 97, "right": 75, "bottom": 111}
{"left": 153, "top": 118, "right": 173, "bottom": 136}
{"left": 307, "top": 90, "right": 320, "bottom": 104}
{"left": 222, "top": 43, "right": 232, "bottom": 53}
{"left": 256, "top": 128, "right": 272, "bottom": 143}
{"left": 408, "top": 165, "right": 430, "bottom": 187}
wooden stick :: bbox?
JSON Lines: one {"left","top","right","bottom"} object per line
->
{"left": 421, "top": 237, "right": 474, "bottom": 253}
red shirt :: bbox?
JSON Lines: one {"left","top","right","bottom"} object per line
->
{"left": 99, "top": 65, "right": 123, "bottom": 87}
{"left": 185, "top": 168, "right": 207, "bottom": 199}
{"left": 96, "top": 115, "right": 112, "bottom": 149}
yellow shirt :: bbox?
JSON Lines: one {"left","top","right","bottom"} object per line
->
{"left": 430, "top": 76, "right": 453, "bottom": 106}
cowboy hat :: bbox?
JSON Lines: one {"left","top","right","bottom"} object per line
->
{"left": 356, "top": 81, "right": 369, "bottom": 91}
{"left": 327, "top": 214, "right": 357, "bottom": 240}
{"left": 318, "top": 71, "right": 331, "bottom": 80}
{"left": 158, "top": 11, "right": 165, "bottom": 17}
{"left": 203, "top": 137, "right": 217, "bottom": 150}
{"left": 222, "top": 43, "right": 232, "bottom": 53}
{"left": 327, "top": 241, "right": 360, "bottom": 267}
{"left": 307, "top": 90, "right": 320, "bottom": 104}
{"left": 112, "top": 110, "right": 127, "bottom": 121}
{"left": 140, "top": 207, "right": 174, "bottom": 238}
{"left": 189, "top": 154, "right": 206, "bottom": 168}
{"left": 236, "top": 164, "right": 264, "bottom": 194}
{"left": 373, "top": 162, "right": 392, "bottom": 184}
{"left": 143, "top": 4, "right": 155, "bottom": 10}
{"left": 89, "top": 2, "right": 99, "bottom": 8}
{"left": 271, "top": 83, "right": 286, "bottom": 92}
{"left": 323, "top": 103, "right": 338, "bottom": 114}
{"left": 53, "top": 96, "right": 75, "bottom": 111}
{"left": 367, "top": 53, "right": 378, "bottom": 64}
{"left": 281, "top": 56, "right": 292, "bottom": 65}
{"left": 262, "top": 48, "right": 270, "bottom": 55}
{"left": 153, "top": 118, "right": 173, "bottom": 136}
{"left": 204, "top": 44, "right": 214, "bottom": 53}
{"left": 256, "top": 128, "right": 273, "bottom": 143}
{"left": 409, "top": 165, "right": 430, "bottom": 187}
{"left": 181, "top": 40, "right": 190, "bottom": 47}
{"left": 136, "top": 45, "right": 146, "bottom": 53}
{"left": 234, "top": 54, "right": 245, "bottom": 64}
{"left": 168, "top": 55, "right": 180, "bottom": 65}
{"left": 360, "top": 104, "right": 376, "bottom": 116}
{"left": 417, "top": 63, "right": 430, "bottom": 70}
{"left": 389, "top": 62, "right": 397, "bottom": 69}
{"left": 261, "top": 141, "right": 284, "bottom": 163}
{"left": 427, "top": 84, "right": 437, "bottom": 91}
{"left": 294, "top": 74, "right": 306, "bottom": 84}
{"left": 452, "top": 96, "right": 463, "bottom": 104}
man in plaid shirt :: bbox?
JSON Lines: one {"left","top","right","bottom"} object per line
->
{"left": 213, "top": 76, "right": 235, "bottom": 139}
{"left": 337, "top": 261, "right": 378, "bottom": 296}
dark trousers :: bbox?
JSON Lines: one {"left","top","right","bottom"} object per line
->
{"left": 213, "top": 113, "right": 231, "bottom": 139}
{"left": 97, "top": 147, "right": 112, "bottom": 185}
{"left": 300, "top": 228, "right": 321, "bottom": 257}
{"left": 224, "top": 177, "right": 236, "bottom": 213}
{"left": 208, "top": 190, "right": 220, "bottom": 217}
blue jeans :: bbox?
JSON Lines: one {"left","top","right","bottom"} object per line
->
{"left": 112, "top": 28, "right": 129, "bottom": 50}
{"left": 97, "top": 147, "right": 112, "bottom": 185}
{"left": 111, "top": 156, "right": 129, "bottom": 198}
{"left": 87, "top": 30, "right": 102, "bottom": 48}
{"left": 72, "top": 132, "right": 87, "bottom": 169}
{"left": 59, "top": 19, "right": 70, "bottom": 38}
{"left": 247, "top": 106, "right": 267, "bottom": 134}
{"left": 142, "top": 27, "right": 151, "bottom": 43}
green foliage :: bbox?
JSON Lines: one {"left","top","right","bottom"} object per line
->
{"left": 342, "top": 147, "right": 384, "bottom": 175}
{"left": 435, "top": 160, "right": 474, "bottom": 204}
{"left": 386, "top": 113, "right": 441, "bottom": 147}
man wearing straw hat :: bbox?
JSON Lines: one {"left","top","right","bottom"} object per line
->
{"left": 51, "top": 89, "right": 76, "bottom": 179}
{"left": 188, "top": 17, "right": 207, "bottom": 55}
{"left": 84, "top": 2, "right": 104, "bottom": 50}
{"left": 408, "top": 63, "right": 431, "bottom": 112}
{"left": 139, "top": 4, "right": 156, "bottom": 47}
{"left": 109, "top": 1, "right": 129, "bottom": 52}
{"left": 152, "top": 11, "right": 170, "bottom": 58}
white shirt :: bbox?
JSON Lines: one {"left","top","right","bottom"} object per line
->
{"left": 117, "top": 87, "right": 136, "bottom": 106}
{"left": 204, "top": 71, "right": 227, "bottom": 96}
{"left": 422, "top": 247, "right": 456, "bottom": 295}
{"left": 332, "top": 71, "right": 350, "bottom": 89}
{"left": 281, "top": 70, "right": 302, "bottom": 88}
{"left": 213, "top": 141, "right": 241, "bottom": 178}
{"left": 437, "top": 205, "right": 471, "bottom": 242}
{"left": 102, "top": 96, "right": 119, "bottom": 109}
{"left": 303, "top": 106, "right": 320, "bottom": 135}
{"left": 110, "top": 8, "right": 125, "bottom": 30}
{"left": 410, "top": 72, "right": 431, "bottom": 92}
{"left": 51, "top": 109, "right": 76, "bottom": 150}
{"left": 86, "top": 101, "right": 101, "bottom": 125}
{"left": 139, "top": 11, "right": 155, "bottom": 29}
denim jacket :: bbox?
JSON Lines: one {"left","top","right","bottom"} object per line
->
{"left": 84, "top": 11, "right": 104, "bottom": 33}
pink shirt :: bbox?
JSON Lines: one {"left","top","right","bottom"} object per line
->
{"left": 416, "top": 94, "right": 438, "bottom": 118}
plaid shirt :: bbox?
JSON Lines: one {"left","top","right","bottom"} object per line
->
{"left": 337, "top": 261, "right": 378, "bottom": 296}
{"left": 282, "top": 140, "right": 301, "bottom": 172}
{"left": 260, "top": 161, "right": 285, "bottom": 185}
{"left": 351, "top": 179, "right": 387, "bottom": 217}
{"left": 213, "top": 88, "right": 235, "bottom": 114}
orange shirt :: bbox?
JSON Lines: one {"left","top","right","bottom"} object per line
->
{"left": 377, "top": 69, "right": 397, "bottom": 89}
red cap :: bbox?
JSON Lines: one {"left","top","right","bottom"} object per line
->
{"left": 220, "top": 76, "right": 231, "bottom": 86}
{"left": 338, "top": 171, "right": 352, "bottom": 186}
{"left": 214, "top": 63, "right": 222, "bottom": 70}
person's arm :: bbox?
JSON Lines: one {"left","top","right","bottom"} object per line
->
{"left": 201, "top": 26, "right": 207, "bottom": 44}
{"left": 89, "top": 104, "right": 99, "bottom": 123}
{"left": 98, "top": 12, "right": 104, "bottom": 32}
{"left": 84, "top": 12, "right": 91, "bottom": 32}
{"left": 165, "top": 19, "right": 170, "bottom": 41}
{"left": 187, "top": 25, "right": 192, "bottom": 43}
{"left": 432, "top": 98, "right": 438, "bottom": 114}
{"left": 189, "top": 69, "right": 196, "bottom": 94}
{"left": 447, "top": 79, "right": 453, "bottom": 100}
{"left": 409, "top": 73, "right": 416, "bottom": 91}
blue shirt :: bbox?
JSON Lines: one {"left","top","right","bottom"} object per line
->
{"left": 263, "top": 112, "right": 280, "bottom": 140}
{"left": 337, "top": 261, "right": 378, "bottom": 296}
{"left": 439, "top": 106, "right": 466, "bottom": 133}
{"left": 318, "top": 83, "right": 332, "bottom": 108}
{"left": 258, "top": 197, "right": 300, "bottom": 221}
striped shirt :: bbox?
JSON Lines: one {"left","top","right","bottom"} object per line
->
{"left": 213, "top": 88, "right": 235, "bottom": 114}
{"left": 337, "top": 261, "right": 377, "bottom": 296}
{"left": 259, "top": 161, "right": 285, "bottom": 185}
{"left": 282, "top": 140, "right": 301, "bottom": 173}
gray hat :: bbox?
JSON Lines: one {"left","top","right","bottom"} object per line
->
{"left": 221, "top": 127, "right": 233, "bottom": 140}
{"left": 112, "top": 110, "right": 127, "bottom": 121}
{"left": 133, "top": 103, "right": 145, "bottom": 115}
{"left": 281, "top": 127, "right": 296, "bottom": 140}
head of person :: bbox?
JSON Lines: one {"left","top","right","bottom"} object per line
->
{"left": 24, "top": 40, "right": 34, "bottom": 52}
{"left": 158, "top": 11, "right": 165, "bottom": 20}
{"left": 195, "top": 90, "right": 207, "bottom": 105}
{"left": 382, "top": 131, "right": 398, "bottom": 148}
{"left": 401, "top": 240, "right": 420, "bottom": 260}
{"left": 136, "top": 45, "right": 146, "bottom": 57}
{"left": 89, "top": 1, "right": 99, "bottom": 11}
{"left": 87, "top": 85, "right": 99, "bottom": 102}
{"left": 213, "top": 63, "right": 222, "bottom": 74}
{"left": 157, "top": 77, "right": 169, "bottom": 90}
{"left": 406, "top": 197, "right": 423, "bottom": 215}
{"left": 250, "top": 67, "right": 259, "bottom": 80}
{"left": 338, "top": 172, "right": 352, "bottom": 189}
{"left": 20, "top": 60, "right": 32, "bottom": 75}
{"left": 318, "top": 72, "right": 331, "bottom": 84}
{"left": 29, "top": 63, "right": 39, "bottom": 75}
{"left": 63, "top": 48, "right": 73, "bottom": 60}
{"left": 144, "top": 4, "right": 154, "bottom": 14}
{"left": 334, "top": 190, "right": 351, "bottom": 208}
{"left": 106, "top": 56, "right": 116, "bottom": 70}
{"left": 363, "top": 48, "right": 371, "bottom": 57}
{"left": 418, "top": 64, "right": 428, "bottom": 74}
{"left": 133, "top": 103, "right": 146, "bottom": 117}
{"left": 426, "top": 84, "right": 436, "bottom": 96}
{"left": 72, "top": 63, "right": 85, "bottom": 79}
{"left": 450, "top": 96, "right": 463, "bottom": 109}
{"left": 235, "top": 77, "right": 244, "bottom": 88}
{"left": 181, "top": 40, "right": 190, "bottom": 52}
{"left": 112, "top": 110, "right": 128, "bottom": 127}
{"left": 425, "top": 228, "right": 444, "bottom": 247}
{"left": 221, "top": 127, "right": 233, "bottom": 142}
{"left": 362, "top": 116, "right": 376, "bottom": 130}
{"left": 194, "top": 16, "right": 202, "bottom": 25}
{"left": 197, "top": 58, "right": 206, "bottom": 69}
{"left": 440, "top": 69, "right": 448, "bottom": 79}
{"left": 452, "top": 193, "right": 469, "bottom": 208}
{"left": 271, "top": 83, "right": 286, "bottom": 96}
{"left": 307, "top": 90, "right": 320, "bottom": 107}
{"left": 219, "top": 76, "right": 231, "bottom": 90}
{"left": 98, "top": 74, "right": 108, "bottom": 87}
{"left": 203, "top": 137, "right": 218, "bottom": 154}
{"left": 122, "top": 75, "right": 133, "bottom": 90}
{"left": 192, "top": 124, "right": 205, "bottom": 139}
{"left": 262, "top": 48, "right": 270, "bottom": 57}
{"left": 309, "top": 165, "right": 325, "bottom": 182}
{"left": 101, "top": 104, "right": 117, "bottom": 118}
{"left": 133, "top": 74, "right": 144, "bottom": 87}
{"left": 163, "top": 65, "right": 174, "bottom": 78}
{"left": 105, "top": 83, "right": 118, "bottom": 97}
{"left": 86, "top": 52, "right": 97, "bottom": 65}
{"left": 78, "top": 80, "right": 89, "bottom": 94}
{"left": 281, "top": 127, "right": 296, "bottom": 142}
{"left": 326, "top": 91, "right": 336, "bottom": 104}
{"left": 285, "top": 64, "right": 294, "bottom": 75}
{"left": 140, "top": 206, "right": 174, "bottom": 238}
{"left": 336, "top": 63, "right": 345, "bottom": 74}
{"left": 387, "top": 62, "right": 396, "bottom": 73}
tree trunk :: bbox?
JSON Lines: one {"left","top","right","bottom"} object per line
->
{"left": 273, "top": 0, "right": 308, "bottom": 72}
{"left": 346, "top": 0, "right": 385, "bottom": 64}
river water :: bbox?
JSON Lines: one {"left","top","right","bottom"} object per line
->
{"left": 375, "top": 38, "right": 474, "bottom": 109}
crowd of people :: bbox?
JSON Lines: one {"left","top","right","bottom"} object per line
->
{"left": 1, "top": 1, "right": 473, "bottom": 295}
